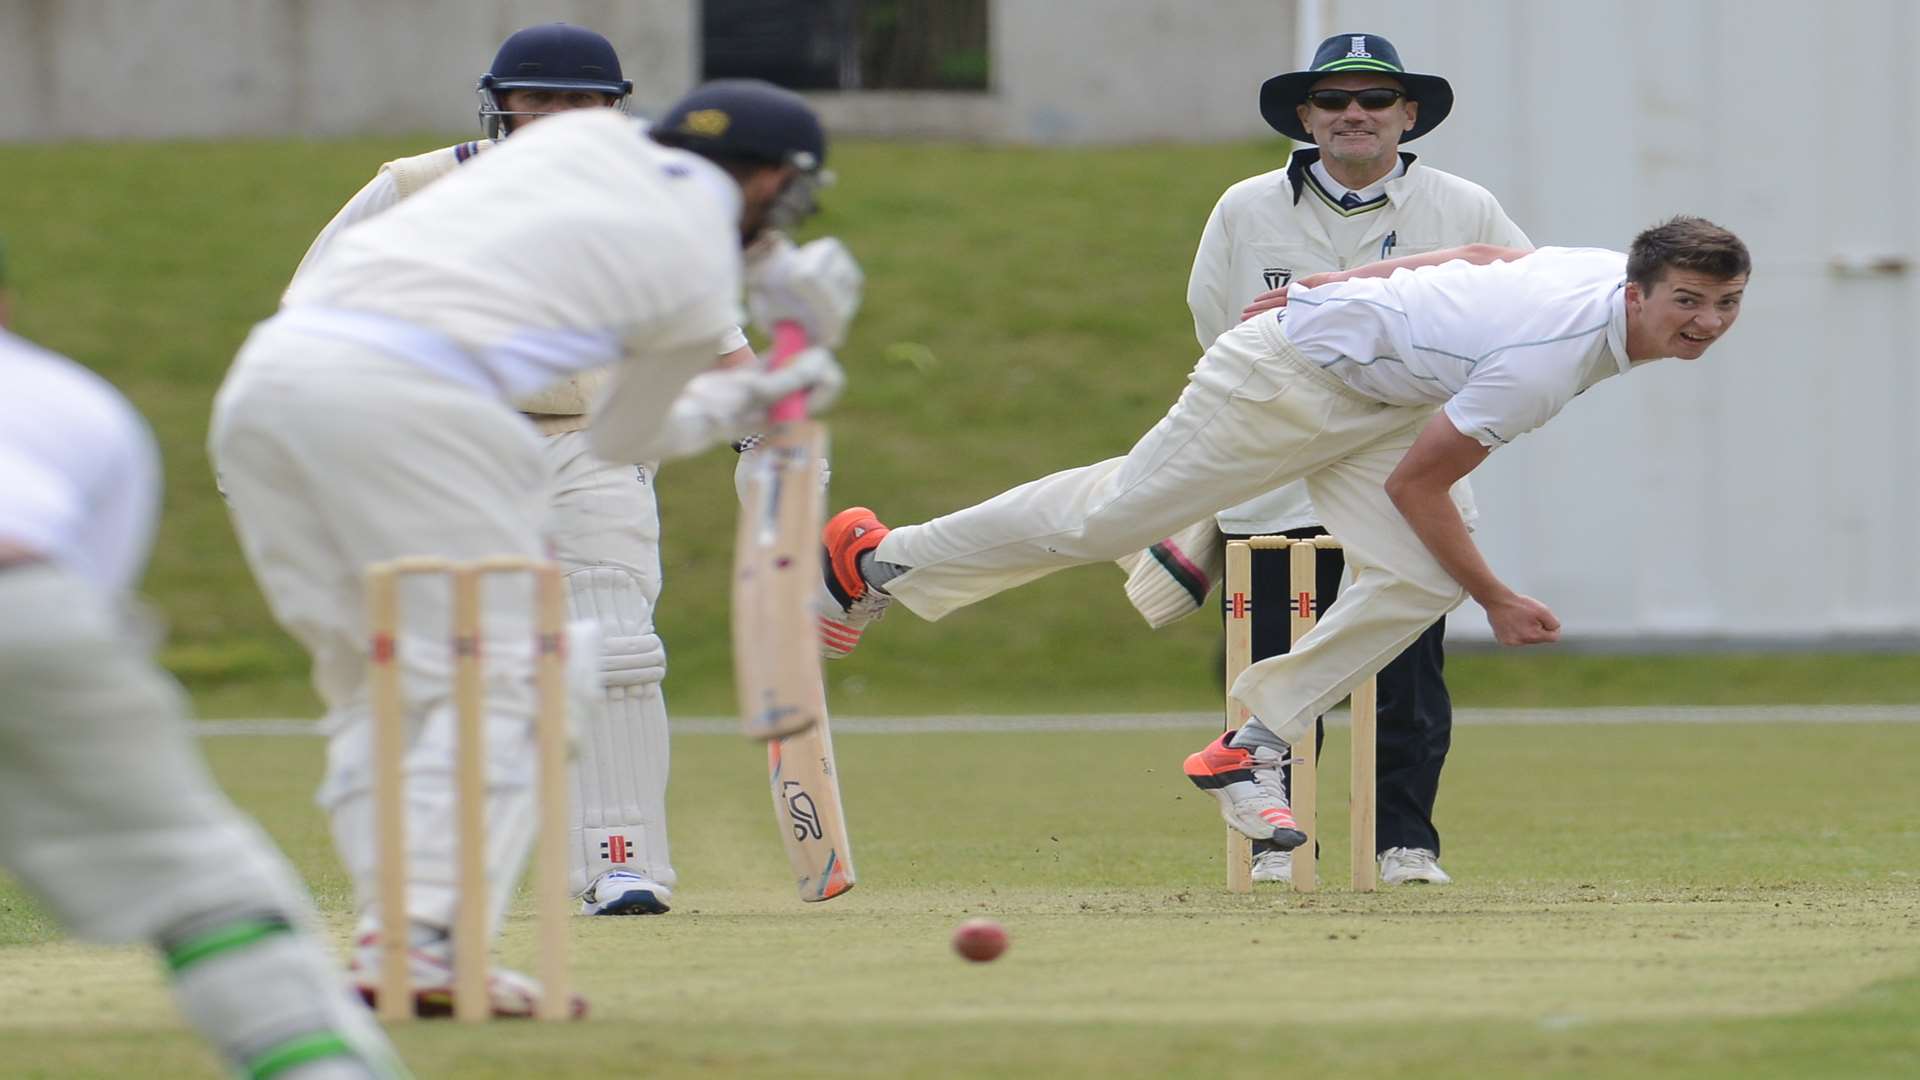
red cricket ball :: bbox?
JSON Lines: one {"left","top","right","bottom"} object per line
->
{"left": 951, "top": 917, "right": 1009, "bottom": 963}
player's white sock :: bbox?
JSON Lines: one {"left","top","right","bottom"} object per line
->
{"left": 856, "top": 550, "right": 908, "bottom": 593}
{"left": 161, "top": 909, "right": 405, "bottom": 1078}
{"left": 1228, "top": 718, "right": 1288, "bottom": 754}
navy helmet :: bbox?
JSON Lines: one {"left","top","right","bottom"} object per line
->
{"left": 477, "top": 23, "right": 633, "bottom": 139}
{"left": 652, "top": 79, "right": 826, "bottom": 173}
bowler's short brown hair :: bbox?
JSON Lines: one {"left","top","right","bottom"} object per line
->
{"left": 1627, "top": 216, "right": 1750, "bottom": 287}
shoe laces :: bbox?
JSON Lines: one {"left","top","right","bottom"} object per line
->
{"left": 1385, "top": 847, "right": 1438, "bottom": 869}
{"left": 847, "top": 589, "right": 891, "bottom": 623}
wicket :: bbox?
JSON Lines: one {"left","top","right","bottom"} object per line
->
{"left": 365, "top": 556, "right": 573, "bottom": 1022}
{"left": 1223, "top": 536, "right": 1377, "bottom": 894}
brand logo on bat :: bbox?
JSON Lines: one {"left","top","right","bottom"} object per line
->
{"left": 1263, "top": 267, "right": 1293, "bottom": 291}
{"left": 782, "top": 780, "right": 825, "bottom": 840}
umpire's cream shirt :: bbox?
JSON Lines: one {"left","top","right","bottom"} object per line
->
{"left": 1188, "top": 150, "right": 1530, "bottom": 534}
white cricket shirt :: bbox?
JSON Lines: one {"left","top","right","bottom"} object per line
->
{"left": 1282, "top": 246, "right": 1632, "bottom": 447}
{"left": 279, "top": 110, "right": 745, "bottom": 400}
{"left": 0, "top": 330, "right": 158, "bottom": 591}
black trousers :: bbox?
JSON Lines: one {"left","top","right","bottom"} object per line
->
{"left": 1223, "top": 527, "right": 1452, "bottom": 856}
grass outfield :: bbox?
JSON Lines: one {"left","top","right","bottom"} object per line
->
{"left": 0, "top": 722, "right": 1916, "bottom": 1077}
{"left": 0, "top": 136, "right": 1913, "bottom": 719}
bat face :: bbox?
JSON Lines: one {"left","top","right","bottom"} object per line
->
{"left": 732, "top": 420, "right": 828, "bottom": 741}
{"left": 769, "top": 724, "right": 855, "bottom": 901}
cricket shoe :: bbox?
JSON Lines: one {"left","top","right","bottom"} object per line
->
{"left": 1379, "top": 847, "right": 1453, "bottom": 886}
{"left": 819, "top": 506, "right": 893, "bottom": 656}
{"left": 1184, "top": 731, "right": 1307, "bottom": 848}
{"left": 815, "top": 572, "right": 887, "bottom": 660}
{"left": 349, "top": 930, "right": 588, "bottom": 1020}
{"left": 1249, "top": 845, "right": 1293, "bottom": 884}
{"left": 579, "top": 869, "right": 672, "bottom": 916}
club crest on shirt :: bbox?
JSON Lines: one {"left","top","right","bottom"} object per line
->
{"left": 1263, "top": 267, "right": 1293, "bottom": 291}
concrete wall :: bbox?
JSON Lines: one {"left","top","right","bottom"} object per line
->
{"left": 0, "top": 0, "right": 695, "bottom": 140}
{"left": 811, "top": 0, "right": 1291, "bottom": 143}
{"left": 0, "top": 0, "right": 1292, "bottom": 144}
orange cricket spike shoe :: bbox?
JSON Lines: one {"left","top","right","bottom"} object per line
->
{"left": 817, "top": 507, "right": 893, "bottom": 658}
{"left": 1184, "top": 731, "right": 1307, "bottom": 849}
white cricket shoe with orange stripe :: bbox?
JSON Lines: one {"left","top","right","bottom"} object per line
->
{"left": 1183, "top": 731, "right": 1307, "bottom": 848}
{"left": 815, "top": 572, "right": 887, "bottom": 659}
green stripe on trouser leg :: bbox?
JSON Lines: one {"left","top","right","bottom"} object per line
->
{"left": 164, "top": 916, "right": 294, "bottom": 972}
{"left": 248, "top": 1033, "right": 356, "bottom": 1079}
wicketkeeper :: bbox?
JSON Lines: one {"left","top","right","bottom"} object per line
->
{"left": 211, "top": 83, "right": 859, "bottom": 1017}
{"left": 284, "top": 22, "right": 759, "bottom": 919}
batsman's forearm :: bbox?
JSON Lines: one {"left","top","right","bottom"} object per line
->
{"left": 1388, "top": 481, "right": 1512, "bottom": 607}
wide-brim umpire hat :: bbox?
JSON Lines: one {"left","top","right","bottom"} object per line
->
{"left": 1260, "top": 33, "right": 1453, "bottom": 143}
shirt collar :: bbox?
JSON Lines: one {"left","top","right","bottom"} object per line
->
{"left": 1309, "top": 155, "right": 1407, "bottom": 204}
{"left": 1606, "top": 280, "right": 1631, "bottom": 374}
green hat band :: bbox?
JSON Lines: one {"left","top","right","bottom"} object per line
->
{"left": 1317, "top": 58, "right": 1403, "bottom": 73}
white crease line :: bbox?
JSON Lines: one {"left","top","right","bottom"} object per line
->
{"left": 195, "top": 705, "right": 1920, "bottom": 738}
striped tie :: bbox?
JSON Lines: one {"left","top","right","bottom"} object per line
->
{"left": 1339, "top": 191, "right": 1363, "bottom": 210}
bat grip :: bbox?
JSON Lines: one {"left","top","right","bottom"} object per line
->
{"left": 768, "top": 322, "right": 811, "bottom": 423}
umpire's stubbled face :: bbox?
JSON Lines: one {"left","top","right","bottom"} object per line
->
{"left": 1296, "top": 73, "right": 1417, "bottom": 170}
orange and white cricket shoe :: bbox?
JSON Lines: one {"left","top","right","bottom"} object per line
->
{"left": 818, "top": 506, "right": 893, "bottom": 658}
{"left": 1184, "top": 731, "right": 1307, "bottom": 849}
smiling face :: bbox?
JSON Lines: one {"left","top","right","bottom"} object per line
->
{"left": 1624, "top": 270, "right": 1747, "bottom": 362}
{"left": 1295, "top": 72, "right": 1416, "bottom": 184}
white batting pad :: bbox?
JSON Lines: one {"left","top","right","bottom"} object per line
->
{"left": 563, "top": 566, "right": 673, "bottom": 893}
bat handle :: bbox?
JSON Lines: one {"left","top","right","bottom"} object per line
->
{"left": 768, "top": 321, "right": 811, "bottom": 423}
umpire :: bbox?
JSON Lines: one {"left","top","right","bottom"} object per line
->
{"left": 1131, "top": 34, "right": 1530, "bottom": 885}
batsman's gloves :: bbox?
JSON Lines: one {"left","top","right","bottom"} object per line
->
{"left": 649, "top": 346, "right": 845, "bottom": 459}
{"left": 745, "top": 235, "right": 863, "bottom": 349}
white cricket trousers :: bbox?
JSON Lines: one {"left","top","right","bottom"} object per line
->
{"left": 875, "top": 315, "right": 1468, "bottom": 745}
{"left": 0, "top": 565, "right": 318, "bottom": 943}
{"left": 210, "top": 320, "right": 550, "bottom": 934}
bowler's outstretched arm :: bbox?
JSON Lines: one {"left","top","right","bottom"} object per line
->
{"left": 1385, "top": 413, "right": 1560, "bottom": 646}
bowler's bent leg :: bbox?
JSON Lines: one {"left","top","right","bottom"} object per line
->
{"left": 1232, "top": 429, "right": 1466, "bottom": 747}
{"left": 878, "top": 322, "right": 1376, "bottom": 621}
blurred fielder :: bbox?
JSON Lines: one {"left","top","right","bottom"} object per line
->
{"left": 1127, "top": 33, "right": 1532, "bottom": 887}
{"left": 820, "top": 220, "right": 1748, "bottom": 854}
{"left": 0, "top": 256, "right": 406, "bottom": 1077}
{"left": 212, "top": 83, "right": 858, "bottom": 1017}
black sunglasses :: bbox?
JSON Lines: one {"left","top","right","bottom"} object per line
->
{"left": 1304, "top": 88, "right": 1407, "bottom": 112}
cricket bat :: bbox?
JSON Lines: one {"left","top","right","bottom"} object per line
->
{"left": 768, "top": 697, "right": 856, "bottom": 901}
{"left": 732, "top": 322, "right": 828, "bottom": 741}
{"left": 729, "top": 321, "right": 856, "bottom": 898}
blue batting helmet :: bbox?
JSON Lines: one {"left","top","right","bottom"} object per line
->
{"left": 477, "top": 23, "right": 633, "bottom": 139}
{"left": 652, "top": 79, "right": 826, "bottom": 172}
